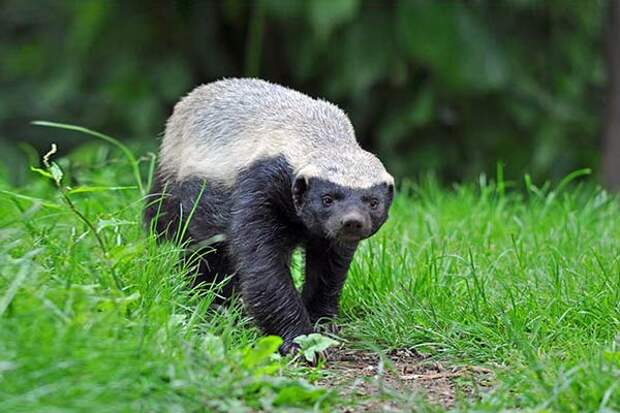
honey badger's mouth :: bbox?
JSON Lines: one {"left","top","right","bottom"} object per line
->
{"left": 336, "top": 233, "right": 366, "bottom": 243}
{"left": 325, "top": 225, "right": 370, "bottom": 244}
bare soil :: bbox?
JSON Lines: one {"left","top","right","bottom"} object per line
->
{"left": 319, "top": 348, "right": 495, "bottom": 412}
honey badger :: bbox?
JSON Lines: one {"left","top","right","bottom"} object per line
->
{"left": 144, "top": 78, "right": 394, "bottom": 354}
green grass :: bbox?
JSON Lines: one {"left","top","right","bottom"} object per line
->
{"left": 1, "top": 139, "right": 619, "bottom": 412}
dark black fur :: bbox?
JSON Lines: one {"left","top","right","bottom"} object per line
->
{"left": 144, "top": 156, "right": 392, "bottom": 353}
{"left": 143, "top": 175, "right": 237, "bottom": 301}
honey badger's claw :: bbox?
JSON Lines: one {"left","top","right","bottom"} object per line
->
{"left": 280, "top": 340, "right": 329, "bottom": 366}
{"left": 315, "top": 322, "right": 341, "bottom": 336}
{"left": 279, "top": 340, "right": 301, "bottom": 356}
{"left": 308, "top": 347, "right": 339, "bottom": 366}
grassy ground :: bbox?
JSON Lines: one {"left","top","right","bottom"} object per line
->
{"left": 1, "top": 135, "right": 619, "bottom": 412}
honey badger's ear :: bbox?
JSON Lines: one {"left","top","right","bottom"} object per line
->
{"left": 292, "top": 174, "right": 309, "bottom": 211}
{"left": 385, "top": 174, "right": 395, "bottom": 195}
{"left": 383, "top": 174, "right": 395, "bottom": 203}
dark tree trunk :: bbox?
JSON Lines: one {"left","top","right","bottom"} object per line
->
{"left": 603, "top": 0, "right": 620, "bottom": 190}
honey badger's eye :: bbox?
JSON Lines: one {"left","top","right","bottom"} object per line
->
{"left": 369, "top": 198, "right": 379, "bottom": 209}
{"left": 321, "top": 195, "right": 334, "bottom": 207}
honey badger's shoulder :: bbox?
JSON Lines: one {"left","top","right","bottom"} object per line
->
{"left": 159, "top": 78, "right": 387, "bottom": 187}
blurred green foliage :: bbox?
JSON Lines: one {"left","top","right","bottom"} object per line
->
{"left": 0, "top": 0, "right": 606, "bottom": 183}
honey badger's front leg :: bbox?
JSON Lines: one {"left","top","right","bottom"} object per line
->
{"left": 302, "top": 240, "right": 357, "bottom": 326}
{"left": 229, "top": 161, "right": 314, "bottom": 354}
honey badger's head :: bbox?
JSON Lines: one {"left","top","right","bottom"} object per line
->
{"left": 292, "top": 156, "right": 394, "bottom": 244}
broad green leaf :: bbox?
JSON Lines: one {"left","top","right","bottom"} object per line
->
{"left": 242, "top": 336, "right": 283, "bottom": 368}
{"left": 273, "top": 383, "right": 326, "bottom": 406}
{"left": 293, "top": 333, "right": 339, "bottom": 363}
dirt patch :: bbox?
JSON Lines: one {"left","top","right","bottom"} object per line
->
{"left": 319, "top": 348, "right": 495, "bottom": 411}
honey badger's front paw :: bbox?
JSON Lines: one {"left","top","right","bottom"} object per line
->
{"left": 279, "top": 338, "right": 327, "bottom": 366}
{"left": 313, "top": 321, "right": 341, "bottom": 335}
{"left": 309, "top": 315, "right": 341, "bottom": 335}
{"left": 279, "top": 339, "right": 301, "bottom": 356}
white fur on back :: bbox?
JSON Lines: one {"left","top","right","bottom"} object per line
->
{"left": 160, "top": 78, "right": 393, "bottom": 189}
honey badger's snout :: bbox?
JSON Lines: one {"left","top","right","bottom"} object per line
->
{"left": 337, "top": 210, "right": 371, "bottom": 240}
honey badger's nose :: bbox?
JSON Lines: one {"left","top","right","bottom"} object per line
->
{"left": 342, "top": 217, "right": 363, "bottom": 231}
{"left": 339, "top": 211, "right": 367, "bottom": 237}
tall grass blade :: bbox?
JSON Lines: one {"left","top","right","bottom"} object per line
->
{"left": 31, "top": 120, "right": 145, "bottom": 194}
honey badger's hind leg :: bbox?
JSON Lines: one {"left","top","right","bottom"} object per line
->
{"left": 184, "top": 242, "right": 237, "bottom": 304}
{"left": 144, "top": 175, "right": 235, "bottom": 303}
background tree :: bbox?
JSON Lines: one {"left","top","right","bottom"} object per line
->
{"left": 0, "top": 0, "right": 607, "bottom": 185}
{"left": 603, "top": 0, "right": 620, "bottom": 190}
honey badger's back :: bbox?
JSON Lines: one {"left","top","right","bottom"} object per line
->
{"left": 159, "top": 78, "right": 360, "bottom": 186}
